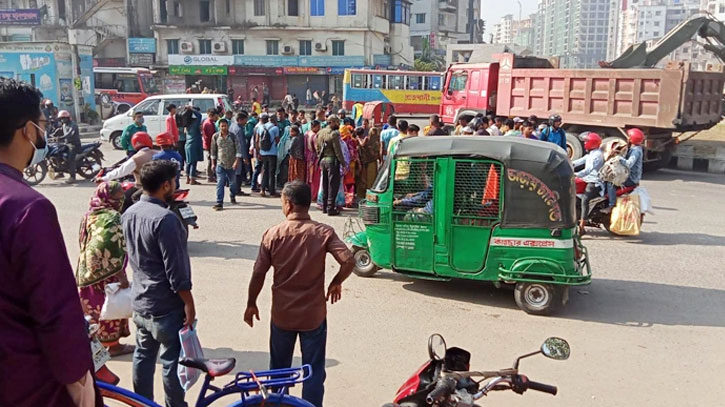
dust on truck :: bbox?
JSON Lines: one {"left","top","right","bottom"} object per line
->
{"left": 440, "top": 53, "right": 724, "bottom": 168}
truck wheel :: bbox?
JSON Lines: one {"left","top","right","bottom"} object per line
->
{"left": 353, "top": 247, "right": 378, "bottom": 277}
{"left": 514, "top": 282, "right": 562, "bottom": 315}
{"left": 110, "top": 132, "right": 123, "bottom": 150}
{"left": 566, "top": 133, "right": 584, "bottom": 160}
{"left": 643, "top": 148, "right": 673, "bottom": 172}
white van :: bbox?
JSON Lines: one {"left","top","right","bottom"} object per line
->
{"left": 100, "top": 94, "right": 233, "bottom": 149}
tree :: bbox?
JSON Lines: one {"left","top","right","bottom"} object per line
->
{"left": 414, "top": 36, "right": 445, "bottom": 71}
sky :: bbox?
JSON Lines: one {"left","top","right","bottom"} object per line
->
{"left": 481, "top": 0, "right": 539, "bottom": 40}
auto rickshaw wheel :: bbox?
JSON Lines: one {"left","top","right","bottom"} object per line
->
{"left": 514, "top": 282, "right": 562, "bottom": 315}
{"left": 352, "top": 247, "right": 379, "bottom": 277}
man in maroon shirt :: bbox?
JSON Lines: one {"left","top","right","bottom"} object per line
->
{"left": 245, "top": 181, "right": 354, "bottom": 407}
{"left": 202, "top": 108, "right": 218, "bottom": 183}
{"left": 0, "top": 78, "right": 96, "bottom": 406}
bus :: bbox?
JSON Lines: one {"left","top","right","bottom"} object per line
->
{"left": 342, "top": 69, "right": 443, "bottom": 115}
{"left": 93, "top": 67, "right": 160, "bottom": 113}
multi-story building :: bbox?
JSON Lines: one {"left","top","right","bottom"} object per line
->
{"left": 533, "top": 0, "right": 611, "bottom": 68}
{"left": 492, "top": 14, "right": 514, "bottom": 44}
{"left": 409, "top": 0, "right": 482, "bottom": 58}
{"left": 152, "top": 0, "right": 414, "bottom": 99}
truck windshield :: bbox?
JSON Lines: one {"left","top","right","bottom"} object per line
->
{"left": 447, "top": 71, "right": 468, "bottom": 93}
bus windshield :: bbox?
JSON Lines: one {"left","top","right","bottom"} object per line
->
{"left": 140, "top": 74, "right": 160, "bottom": 94}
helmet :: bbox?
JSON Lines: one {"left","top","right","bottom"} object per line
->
{"left": 338, "top": 108, "right": 347, "bottom": 115}
{"left": 44, "top": 99, "right": 53, "bottom": 106}
{"left": 548, "top": 114, "right": 562, "bottom": 126}
{"left": 155, "top": 132, "right": 174, "bottom": 146}
{"left": 626, "top": 128, "right": 644, "bottom": 145}
{"left": 131, "top": 132, "right": 153, "bottom": 150}
{"left": 58, "top": 110, "right": 71, "bottom": 119}
{"left": 579, "top": 132, "right": 602, "bottom": 151}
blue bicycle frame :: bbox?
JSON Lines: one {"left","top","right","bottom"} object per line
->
{"left": 98, "top": 364, "right": 315, "bottom": 407}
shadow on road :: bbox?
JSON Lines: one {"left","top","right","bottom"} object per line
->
{"left": 188, "top": 240, "right": 260, "bottom": 260}
{"left": 376, "top": 272, "right": 725, "bottom": 328}
{"left": 191, "top": 200, "right": 282, "bottom": 211}
{"left": 202, "top": 347, "right": 340, "bottom": 372}
{"left": 625, "top": 231, "right": 725, "bottom": 246}
{"left": 647, "top": 169, "right": 725, "bottom": 185}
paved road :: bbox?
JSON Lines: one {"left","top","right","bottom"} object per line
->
{"left": 40, "top": 143, "right": 725, "bottom": 406}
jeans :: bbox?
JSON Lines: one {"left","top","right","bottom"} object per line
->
{"left": 66, "top": 145, "right": 78, "bottom": 179}
{"left": 205, "top": 150, "right": 214, "bottom": 180}
{"left": 261, "top": 155, "right": 277, "bottom": 194}
{"left": 607, "top": 178, "right": 637, "bottom": 207}
{"left": 177, "top": 139, "right": 186, "bottom": 169}
{"left": 320, "top": 159, "right": 341, "bottom": 211}
{"left": 270, "top": 320, "right": 327, "bottom": 407}
{"left": 215, "top": 165, "right": 237, "bottom": 204}
{"left": 132, "top": 310, "right": 187, "bottom": 407}
{"left": 251, "top": 157, "right": 263, "bottom": 190}
{"left": 580, "top": 183, "right": 601, "bottom": 221}
{"left": 185, "top": 160, "right": 198, "bottom": 178}
{"left": 276, "top": 155, "right": 289, "bottom": 189}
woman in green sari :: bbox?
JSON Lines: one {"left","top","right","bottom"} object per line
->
{"left": 76, "top": 181, "right": 133, "bottom": 356}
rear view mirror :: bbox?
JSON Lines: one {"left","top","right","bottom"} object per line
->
{"left": 428, "top": 333, "right": 447, "bottom": 361}
{"left": 541, "top": 337, "right": 570, "bottom": 360}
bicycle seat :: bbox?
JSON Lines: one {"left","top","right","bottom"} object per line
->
{"left": 178, "top": 357, "right": 236, "bottom": 377}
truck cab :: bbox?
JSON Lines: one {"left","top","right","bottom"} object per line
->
{"left": 440, "top": 63, "right": 500, "bottom": 125}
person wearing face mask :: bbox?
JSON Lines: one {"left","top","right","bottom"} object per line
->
{"left": 121, "top": 160, "right": 195, "bottom": 407}
{"left": 0, "top": 78, "right": 99, "bottom": 406}
{"left": 121, "top": 112, "right": 148, "bottom": 157}
{"left": 56, "top": 110, "right": 82, "bottom": 184}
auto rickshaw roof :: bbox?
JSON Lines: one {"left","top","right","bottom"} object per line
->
{"left": 394, "top": 136, "right": 569, "bottom": 167}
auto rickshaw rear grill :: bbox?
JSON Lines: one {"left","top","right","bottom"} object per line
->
{"left": 453, "top": 161, "right": 502, "bottom": 223}
{"left": 360, "top": 205, "right": 380, "bottom": 224}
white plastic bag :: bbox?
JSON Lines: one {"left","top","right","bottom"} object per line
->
{"left": 100, "top": 282, "right": 133, "bottom": 320}
{"left": 178, "top": 324, "right": 204, "bottom": 392}
{"left": 633, "top": 186, "right": 652, "bottom": 214}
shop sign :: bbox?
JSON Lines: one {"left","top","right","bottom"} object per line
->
{"left": 298, "top": 56, "right": 364, "bottom": 67}
{"left": 128, "top": 38, "right": 156, "bottom": 54}
{"left": 228, "top": 66, "right": 282, "bottom": 75}
{"left": 128, "top": 53, "right": 154, "bottom": 66}
{"left": 234, "top": 55, "right": 298, "bottom": 67}
{"left": 283, "top": 67, "right": 325, "bottom": 74}
{"left": 0, "top": 9, "right": 40, "bottom": 25}
{"left": 169, "top": 54, "right": 234, "bottom": 66}
{"left": 169, "top": 65, "right": 228, "bottom": 75}
{"left": 93, "top": 57, "right": 127, "bottom": 67}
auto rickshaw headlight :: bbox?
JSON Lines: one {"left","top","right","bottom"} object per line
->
{"left": 366, "top": 193, "right": 378, "bottom": 203}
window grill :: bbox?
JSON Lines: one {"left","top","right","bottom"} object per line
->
{"left": 453, "top": 161, "right": 501, "bottom": 225}
{"left": 392, "top": 159, "right": 434, "bottom": 223}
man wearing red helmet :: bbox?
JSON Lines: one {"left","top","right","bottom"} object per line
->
{"left": 152, "top": 132, "right": 183, "bottom": 188}
{"left": 573, "top": 132, "right": 604, "bottom": 231}
{"left": 604, "top": 128, "right": 644, "bottom": 211}
{"left": 99, "top": 132, "right": 157, "bottom": 190}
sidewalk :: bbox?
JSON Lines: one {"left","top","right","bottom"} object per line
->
{"left": 670, "top": 123, "right": 725, "bottom": 174}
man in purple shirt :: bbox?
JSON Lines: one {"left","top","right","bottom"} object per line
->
{"left": 0, "top": 79, "right": 96, "bottom": 406}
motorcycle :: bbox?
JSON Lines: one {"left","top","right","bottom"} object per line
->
{"left": 23, "top": 130, "right": 104, "bottom": 186}
{"left": 96, "top": 160, "right": 199, "bottom": 236}
{"left": 575, "top": 179, "right": 639, "bottom": 232}
{"left": 383, "top": 334, "right": 570, "bottom": 407}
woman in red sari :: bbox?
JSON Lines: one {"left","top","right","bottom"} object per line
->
{"left": 340, "top": 120, "right": 360, "bottom": 207}
{"left": 305, "top": 120, "right": 322, "bottom": 198}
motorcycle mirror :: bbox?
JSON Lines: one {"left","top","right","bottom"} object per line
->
{"left": 427, "top": 333, "right": 447, "bottom": 361}
{"left": 541, "top": 337, "right": 570, "bottom": 361}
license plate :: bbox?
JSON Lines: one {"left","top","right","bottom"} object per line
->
{"left": 179, "top": 206, "right": 196, "bottom": 219}
{"left": 91, "top": 337, "right": 111, "bottom": 372}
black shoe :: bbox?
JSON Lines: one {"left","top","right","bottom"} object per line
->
{"left": 212, "top": 204, "right": 223, "bottom": 211}
{"left": 327, "top": 209, "right": 340, "bottom": 216}
{"left": 322, "top": 207, "right": 328, "bottom": 214}
{"left": 251, "top": 187, "right": 260, "bottom": 193}
{"left": 64, "top": 178, "right": 76, "bottom": 184}
{"left": 235, "top": 190, "right": 249, "bottom": 197}
{"left": 230, "top": 197, "right": 237, "bottom": 205}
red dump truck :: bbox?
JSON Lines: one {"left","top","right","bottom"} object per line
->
{"left": 440, "top": 53, "right": 724, "bottom": 169}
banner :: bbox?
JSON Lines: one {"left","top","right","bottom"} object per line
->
{"left": 0, "top": 9, "right": 40, "bottom": 25}
{"left": 169, "top": 54, "right": 234, "bottom": 66}
{"left": 169, "top": 65, "right": 228, "bottom": 75}
{"left": 128, "top": 38, "right": 156, "bottom": 54}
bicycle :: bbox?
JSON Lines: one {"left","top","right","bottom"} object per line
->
{"left": 99, "top": 357, "right": 315, "bottom": 407}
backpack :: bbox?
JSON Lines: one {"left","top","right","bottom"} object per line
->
{"left": 598, "top": 157, "right": 630, "bottom": 186}
{"left": 259, "top": 126, "right": 273, "bottom": 151}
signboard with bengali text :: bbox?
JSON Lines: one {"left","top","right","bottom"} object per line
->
{"left": 0, "top": 9, "right": 40, "bottom": 25}
{"left": 169, "top": 65, "right": 228, "bottom": 75}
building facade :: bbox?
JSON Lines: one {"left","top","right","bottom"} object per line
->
{"left": 409, "top": 0, "right": 482, "bottom": 58}
{"left": 532, "top": 0, "right": 610, "bottom": 68}
{"left": 152, "top": 0, "right": 414, "bottom": 100}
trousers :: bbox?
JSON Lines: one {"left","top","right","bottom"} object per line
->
{"left": 320, "top": 159, "right": 341, "bottom": 211}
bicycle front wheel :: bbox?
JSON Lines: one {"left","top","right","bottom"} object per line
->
{"left": 227, "top": 393, "right": 315, "bottom": 407}
{"left": 98, "top": 381, "right": 158, "bottom": 407}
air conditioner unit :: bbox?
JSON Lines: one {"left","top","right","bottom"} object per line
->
{"left": 281, "top": 45, "right": 294, "bottom": 55}
{"left": 212, "top": 41, "right": 227, "bottom": 53}
{"left": 180, "top": 41, "right": 194, "bottom": 53}
{"left": 314, "top": 42, "right": 327, "bottom": 52}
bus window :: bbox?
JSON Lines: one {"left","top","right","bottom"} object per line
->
{"left": 426, "top": 76, "right": 441, "bottom": 91}
{"left": 96, "top": 73, "right": 115, "bottom": 89}
{"left": 388, "top": 75, "right": 404, "bottom": 90}
{"left": 447, "top": 72, "right": 467, "bottom": 94}
{"left": 352, "top": 73, "right": 367, "bottom": 88}
{"left": 116, "top": 73, "right": 141, "bottom": 93}
{"left": 140, "top": 74, "right": 160, "bottom": 94}
{"left": 407, "top": 76, "right": 422, "bottom": 90}
{"left": 372, "top": 74, "right": 385, "bottom": 89}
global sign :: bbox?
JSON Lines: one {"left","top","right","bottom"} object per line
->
{"left": 168, "top": 54, "right": 234, "bottom": 66}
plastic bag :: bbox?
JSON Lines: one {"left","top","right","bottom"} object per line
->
{"left": 100, "top": 282, "right": 133, "bottom": 320}
{"left": 610, "top": 194, "right": 641, "bottom": 236}
{"left": 632, "top": 186, "right": 652, "bottom": 214}
{"left": 178, "top": 323, "right": 204, "bottom": 392}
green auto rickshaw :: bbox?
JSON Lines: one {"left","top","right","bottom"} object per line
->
{"left": 344, "top": 136, "right": 591, "bottom": 315}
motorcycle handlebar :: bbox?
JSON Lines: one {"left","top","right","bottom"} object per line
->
{"left": 425, "top": 378, "right": 456, "bottom": 404}
{"left": 526, "top": 380, "right": 558, "bottom": 395}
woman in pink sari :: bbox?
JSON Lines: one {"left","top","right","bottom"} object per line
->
{"left": 305, "top": 120, "right": 322, "bottom": 198}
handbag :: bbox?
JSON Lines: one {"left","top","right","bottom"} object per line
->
{"left": 178, "top": 323, "right": 204, "bottom": 392}
{"left": 100, "top": 282, "right": 133, "bottom": 320}
{"left": 610, "top": 194, "right": 641, "bottom": 236}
